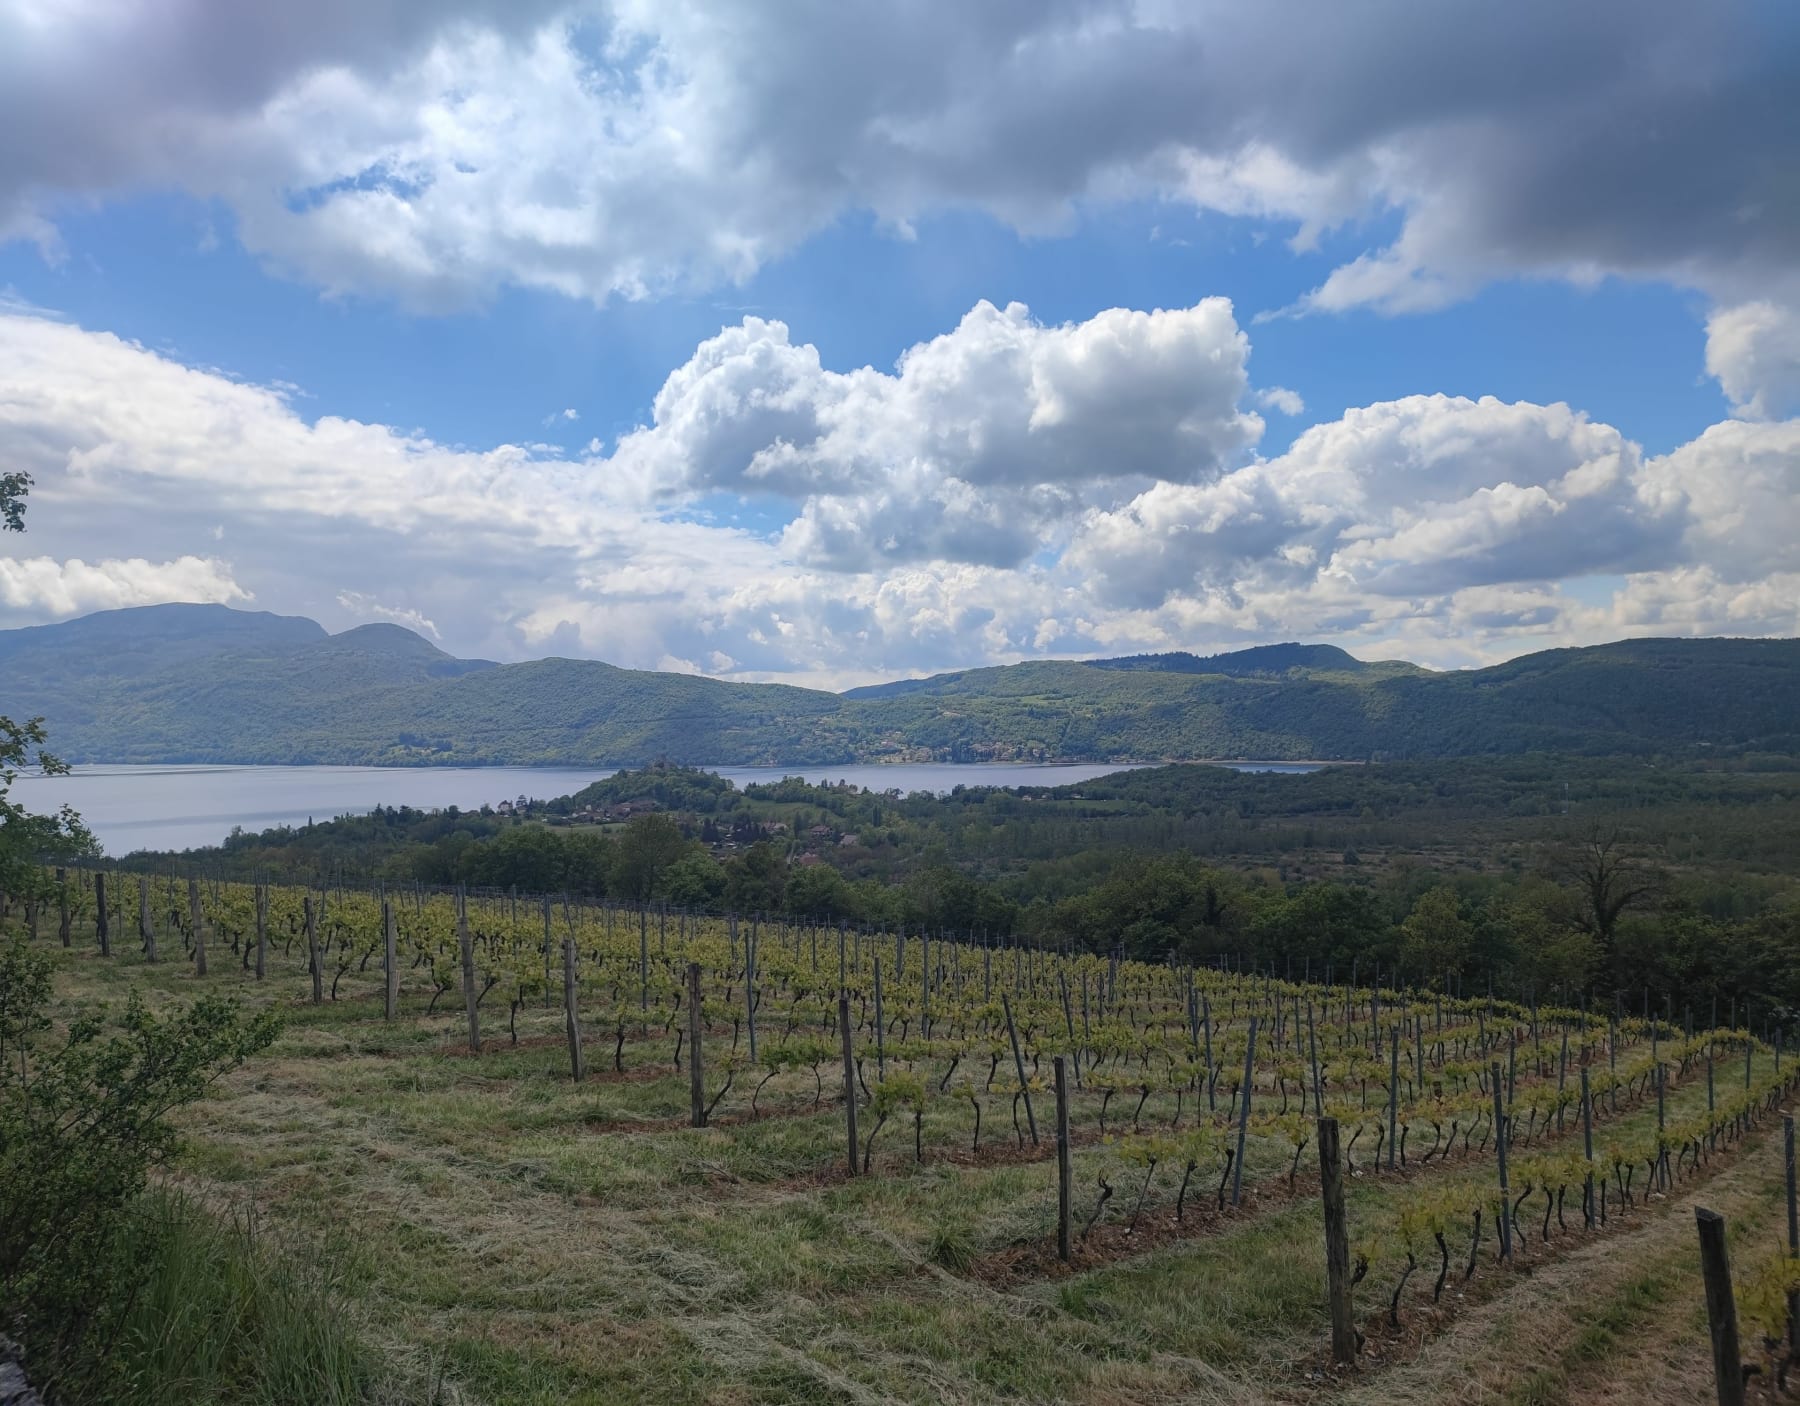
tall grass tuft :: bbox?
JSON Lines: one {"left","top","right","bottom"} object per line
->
{"left": 105, "top": 1189, "right": 372, "bottom": 1406}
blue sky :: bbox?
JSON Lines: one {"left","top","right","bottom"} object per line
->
{"left": 0, "top": 2, "right": 1794, "bottom": 686}
{"left": 2, "top": 198, "right": 1724, "bottom": 461}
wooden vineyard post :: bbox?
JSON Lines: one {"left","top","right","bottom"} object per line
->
{"left": 1609, "top": 1018, "right": 1619, "bottom": 1113}
{"left": 1386, "top": 1028, "right": 1399, "bottom": 1170}
{"left": 873, "top": 957, "right": 886, "bottom": 1078}
{"left": 383, "top": 899, "right": 398, "bottom": 1020}
{"left": 1307, "top": 1001, "right": 1322, "bottom": 1118}
{"left": 1233, "top": 1017, "right": 1259, "bottom": 1207}
{"left": 1059, "top": 974, "right": 1081, "bottom": 1086}
{"left": 188, "top": 877, "right": 206, "bottom": 975}
{"left": 95, "top": 871, "right": 109, "bottom": 956}
{"left": 1002, "top": 992, "right": 1039, "bottom": 1146}
{"left": 564, "top": 938, "right": 584, "bottom": 1082}
{"left": 1055, "top": 1055, "right": 1072, "bottom": 1262}
{"left": 639, "top": 907, "right": 650, "bottom": 1019}
{"left": 1492, "top": 1060, "right": 1511, "bottom": 1260}
{"left": 1203, "top": 993, "right": 1215, "bottom": 1112}
{"left": 138, "top": 874, "right": 155, "bottom": 962}
{"left": 1556, "top": 1026, "right": 1570, "bottom": 1132}
{"left": 542, "top": 896, "right": 553, "bottom": 1009}
{"left": 1318, "top": 1116, "right": 1356, "bottom": 1364}
{"left": 1786, "top": 1116, "right": 1798, "bottom": 1357}
{"left": 742, "top": 915, "right": 758, "bottom": 1063}
{"left": 457, "top": 892, "right": 480, "bottom": 1053}
{"left": 687, "top": 962, "right": 705, "bottom": 1128}
{"left": 253, "top": 883, "right": 266, "bottom": 980}
{"left": 304, "top": 895, "right": 321, "bottom": 1003}
{"left": 839, "top": 993, "right": 859, "bottom": 1177}
{"left": 1696, "top": 1207, "right": 1746, "bottom": 1406}
{"left": 921, "top": 928, "right": 930, "bottom": 1038}
{"left": 1581, "top": 1065, "right": 1595, "bottom": 1226}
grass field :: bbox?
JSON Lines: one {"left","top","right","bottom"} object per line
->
{"left": 30, "top": 927, "right": 1799, "bottom": 1406}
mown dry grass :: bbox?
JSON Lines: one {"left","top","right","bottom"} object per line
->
{"left": 38, "top": 936, "right": 1796, "bottom": 1405}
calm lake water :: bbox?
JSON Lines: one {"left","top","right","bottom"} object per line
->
{"left": 13, "top": 760, "right": 1322, "bottom": 856}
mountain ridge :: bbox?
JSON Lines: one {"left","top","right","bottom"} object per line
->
{"left": 3, "top": 603, "right": 1795, "bottom": 766}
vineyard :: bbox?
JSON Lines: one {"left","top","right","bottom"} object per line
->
{"left": 16, "top": 867, "right": 1800, "bottom": 1404}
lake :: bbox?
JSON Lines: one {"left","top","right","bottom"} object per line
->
{"left": 11, "top": 760, "right": 1324, "bottom": 856}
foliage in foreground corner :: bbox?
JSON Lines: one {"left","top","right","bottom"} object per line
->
{"left": 0, "top": 934, "right": 279, "bottom": 1399}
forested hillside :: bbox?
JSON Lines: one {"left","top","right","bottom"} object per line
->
{"left": 5, "top": 604, "right": 1796, "bottom": 765}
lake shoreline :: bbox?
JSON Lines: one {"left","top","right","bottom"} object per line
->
{"left": 42, "top": 755, "right": 1346, "bottom": 775}
{"left": 19, "top": 759, "right": 1332, "bottom": 856}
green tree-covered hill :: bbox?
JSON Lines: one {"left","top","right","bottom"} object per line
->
{"left": 3, "top": 604, "right": 1795, "bottom": 765}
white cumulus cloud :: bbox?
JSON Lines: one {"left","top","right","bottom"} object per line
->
{"left": 0, "top": 554, "right": 248, "bottom": 616}
{"left": 0, "top": 297, "right": 1795, "bottom": 685}
{"left": 0, "top": 1, "right": 1790, "bottom": 322}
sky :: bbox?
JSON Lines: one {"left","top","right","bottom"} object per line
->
{"left": 0, "top": 1, "right": 1796, "bottom": 689}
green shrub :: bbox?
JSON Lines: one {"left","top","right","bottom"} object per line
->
{"left": 0, "top": 933, "right": 281, "bottom": 1399}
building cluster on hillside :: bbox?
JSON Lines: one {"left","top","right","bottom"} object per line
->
{"left": 552, "top": 797, "right": 667, "bottom": 825}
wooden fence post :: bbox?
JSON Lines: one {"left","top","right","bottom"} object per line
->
{"left": 1233, "top": 1017, "right": 1259, "bottom": 1207}
{"left": 839, "top": 993, "right": 859, "bottom": 1177}
{"left": 1002, "top": 992, "right": 1038, "bottom": 1146}
{"left": 1318, "top": 1116, "right": 1357, "bottom": 1364}
{"left": 564, "top": 938, "right": 584, "bottom": 1082}
{"left": 253, "top": 883, "right": 267, "bottom": 980}
{"left": 1696, "top": 1207, "right": 1746, "bottom": 1406}
{"left": 95, "top": 871, "right": 109, "bottom": 956}
{"left": 188, "top": 877, "right": 206, "bottom": 976}
{"left": 304, "top": 895, "right": 322, "bottom": 1003}
{"left": 1055, "top": 1055, "right": 1072, "bottom": 1262}
{"left": 687, "top": 962, "right": 705, "bottom": 1128}
{"left": 457, "top": 892, "right": 479, "bottom": 1053}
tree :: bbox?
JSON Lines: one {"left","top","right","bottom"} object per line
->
{"left": 0, "top": 470, "right": 26, "bottom": 533}
{"left": 662, "top": 850, "right": 726, "bottom": 909}
{"left": 0, "top": 474, "right": 97, "bottom": 904}
{"left": 1550, "top": 825, "right": 1661, "bottom": 952}
{"left": 723, "top": 841, "right": 787, "bottom": 915}
{"left": 1248, "top": 882, "right": 1393, "bottom": 971}
{"left": 1397, "top": 885, "right": 1472, "bottom": 987}
{"left": 609, "top": 813, "right": 692, "bottom": 901}
{"left": 1498, "top": 892, "right": 1602, "bottom": 996}
{"left": 784, "top": 862, "right": 857, "bottom": 920}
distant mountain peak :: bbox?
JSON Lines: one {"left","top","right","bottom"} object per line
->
{"left": 1086, "top": 642, "right": 1372, "bottom": 676}
{"left": 325, "top": 622, "right": 451, "bottom": 655}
